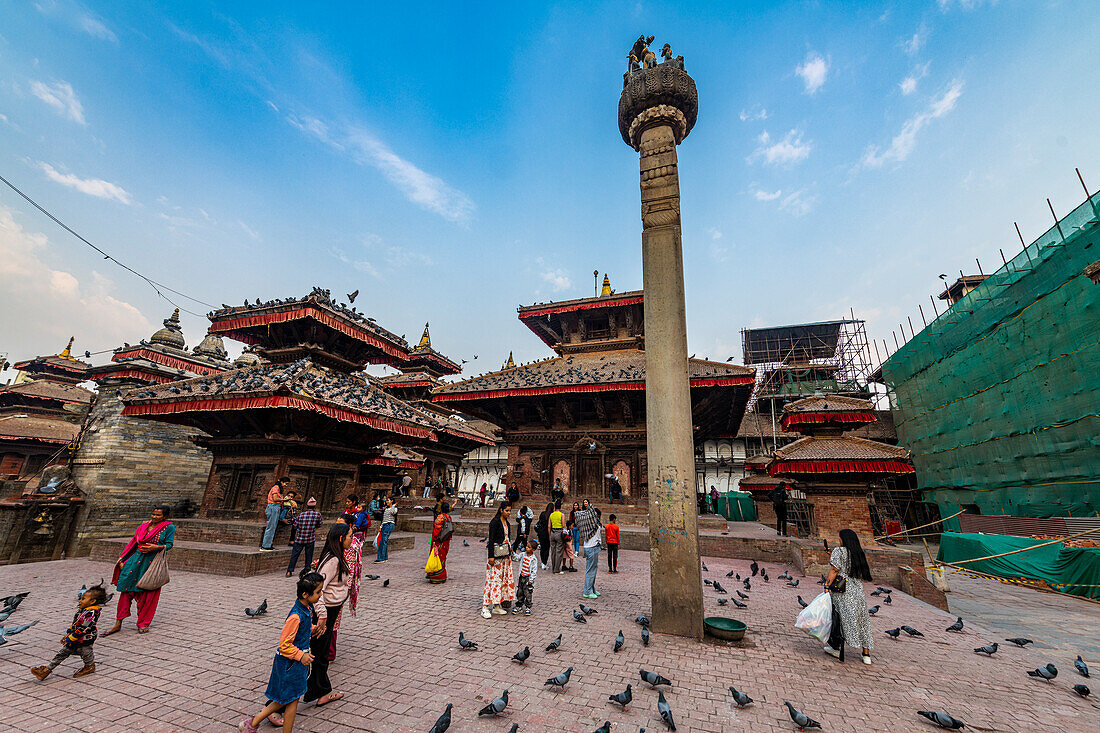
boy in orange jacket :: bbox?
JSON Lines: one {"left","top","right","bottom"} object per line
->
{"left": 605, "top": 515, "right": 620, "bottom": 573}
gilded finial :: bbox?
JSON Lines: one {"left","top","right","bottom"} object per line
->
{"left": 600, "top": 274, "right": 612, "bottom": 297}
{"left": 58, "top": 336, "right": 76, "bottom": 361}
{"left": 417, "top": 322, "right": 431, "bottom": 349}
{"left": 503, "top": 351, "right": 515, "bottom": 370}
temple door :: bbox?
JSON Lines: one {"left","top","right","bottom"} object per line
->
{"left": 579, "top": 457, "right": 600, "bottom": 497}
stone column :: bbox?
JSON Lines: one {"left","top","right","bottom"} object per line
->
{"left": 619, "top": 56, "right": 702, "bottom": 638}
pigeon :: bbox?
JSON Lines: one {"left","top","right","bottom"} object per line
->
{"left": 1028, "top": 663, "right": 1057, "bottom": 681}
{"left": 657, "top": 690, "right": 676, "bottom": 730}
{"left": 477, "top": 690, "right": 509, "bottom": 716}
{"left": 884, "top": 595, "right": 892, "bottom": 605}
{"left": 573, "top": 610, "right": 588, "bottom": 623}
{"left": 701, "top": 562, "right": 708, "bottom": 572}
{"left": 512, "top": 646, "right": 530, "bottom": 664}
{"left": 917, "top": 711, "right": 966, "bottom": 729}
{"left": 736, "top": 573, "right": 741, "bottom": 581}
{"left": 245, "top": 600, "right": 268, "bottom": 617}
{"left": 463, "top": 540, "right": 469, "bottom": 547}
{"left": 713, "top": 581, "right": 727, "bottom": 594}
{"left": 778, "top": 571, "right": 790, "bottom": 581}
{"left": 0, "top": 620, "right": 38, "bottom": 644}
{"left": 784, "top": 701, "right": 821, "bottom": 730}
{"left": 868, "top": 605, "right": 880, "bottom": 616}
{"left": 731, "top": 598, "right": 747, "bottom": 609}
{"left": 365, "top": 574, "right": 381, "bottom": 580}
{"left": 726, "top": 570, "right": 736, "bottom": 578}
{"left": 761, "top": 570, "right": 769, "bottom": 583}
{"left": 458, "top": 632, "right": 478, "bottom": 650}
{"left": 635, "top": 615, "right": 650, "bottom": 627}
{"left": 545, "top": 634, "right": 562, "bottom": 652}
{"left": 787, "top": 579, "right": 799, "bottom": 588}
{"left": 346, "top": 289, "right": 358, "bottom": 303}
{"left": 545, "top": 667, "right": 573, "bottom": 690}
{"left": 946, "top": 618, "right": 964, "bottom": 632}
{"left": 728, "top": 686, "right": 754, "bottom": 708}
{"left": 642, "top": 627, "right": 650, "bottom": 646}
{"left": 383, "top": 579, "right": 389, "bottom": 587}
{"left": 428, "top": 703, "right": 452, "bottom": 733}
{"left": 506, "top": 726, "right": 518, "bottom": 733}
{"left": 1005, "top": 637, "right": 1033, "bottom": 647}
{"left": 1075, "top": 655, "right": 1089, "bottom": 677}
{"left": 902, "top": 625, "right": 923, "bottom": 637}
{"left": 743, "top": 578, "right": 752, "bottom": 591}
{"left": 717, "top": 598, "right": 728, "bottom": 606}
{"left": 580, "top": 603, "right": 599, "bottom": 615}
{"left": 797, "top": 596, "right": 808, "bottom": 609}
{"left": 614, "top": 630, "right": 625, "bottom": 652}
{"left": 609, "top": 684, "right": 633, "bottom": 708}
{"left": 639, "top": 669, "right": 672, "bottom": 688}
{"left": 750, "top": 561, "right": 759, "bottom": 576}
{"left": 0, "top": 592, "right": 29, "bottom": 609}
{"left": 736, "top": 591, "right": 749, "bottom": 600}
{"left": 869, "top": 589, "right": 882, "bottom": 597}
{"left": 1073, "top": 684, "right": 1090, "bottom": 697}
{"left": 704, "top": 579, "right": 714, "bottom": 587}
{"left": 0, "top": 608, "right": 16, "bottom": 623}
{"left": 885, "top": 628, "right": 902, "bottom": 639}
{"left": 593, "top": 722, "right": 611, "bottom": 733}
{"left": 973, "top": 643, "right": 998, "bottom": 656}
{"left": 877, "top": 587, "right": 893, "bottom": 594}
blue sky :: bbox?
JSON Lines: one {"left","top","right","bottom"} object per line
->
{"left": 2, "top": 0, "right": 1098, "bottom": 381}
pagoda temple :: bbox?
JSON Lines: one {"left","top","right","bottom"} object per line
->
{"left": 121, "top": 288, "right": 489, "bottom": 517}
{"left": 433, "top": 277, "right": 756, "bottom": 500}
{"left": 767, "top": 394, "right": 913, "bottom": 542}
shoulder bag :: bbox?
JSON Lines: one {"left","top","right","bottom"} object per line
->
{"left": 137, "top": 549, "right": 170, "bottom": 590}
{"left": 827, "top": 573, "right": 847, "bottom": 594}
{"left": 438, "top": 518, "right": 454, "bottom": 543}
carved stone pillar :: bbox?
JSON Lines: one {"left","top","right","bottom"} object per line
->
{"left": 619, "top": 55, "right": 702, "bottom": 638}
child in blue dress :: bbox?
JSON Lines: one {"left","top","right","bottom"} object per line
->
{"left": 239, "top": 572, "right": 323, "bottom": 733}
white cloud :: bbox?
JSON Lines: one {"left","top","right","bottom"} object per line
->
{"left": 37, "top": 162, "right": 132, "bottom": 204}
{"left": 34, "top": 1, "right": 116, "bottom": 42}
{"left": 748, "top": 129, "right": 812, "bottom": 166}
{"left": 535, "top": 257, "right": 571, "bottom": 292}
{"left": 900, "top": 62, "right": 931, "bottom": 96}
{"left": 778, "top": 189, "right": 817, "bottom": 217}
{"left": 902, "top": 24, "right": 927, "bottom": 56}
{"left": 739, "top": 105, "right": 768, "bottom": 122}
{"left": 706, "top": 227, "right": 723, "bottom": 240}
{"left": 753, "top": 189, "right": 782, "bottom": 201}
{"left": 29, "top": 80, "right": 86, "bottom": 124}
{"left": 0, "top": 204, "right": 152, "bottom": 356}
{"left": 795, "top": 53, "right": 829, "bottom": 95}
{"left": 79, "top": 14, "right": 116, "bottom": 42}
{"left": 862, "top": 80, "right": 964, "bottom": 168}
{"left": 237, "top": 220, "right": 261, "bottom": 241}
{"left": 360, "top": 233, "right": 432, "bottom": 268}
{"left": 709, "top": 240, "right": 732, "bottom": 262}
{"left": 938, "top": 0, "right": 997, "bottom": 10}
{"left": 329, "top": 246, "right": 380, "bottom": 279}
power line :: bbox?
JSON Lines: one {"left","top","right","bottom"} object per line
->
{"left": 0, "top": 172, "right": 215, "bottom": 317}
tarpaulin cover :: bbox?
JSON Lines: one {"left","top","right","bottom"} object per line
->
{"left": 938, "top": 531, "right": 1100, "bottom": 599}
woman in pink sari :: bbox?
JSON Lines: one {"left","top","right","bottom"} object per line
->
{"left": 103, "top": 506, "right": 174, "bottom": 635}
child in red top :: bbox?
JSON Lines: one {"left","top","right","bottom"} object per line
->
{"left": 605, "top": 516, "right": 621, "bottom": 573}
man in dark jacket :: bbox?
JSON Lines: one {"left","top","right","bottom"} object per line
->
{"left": 769, "top": 482, "right": 789, "bottom": 536}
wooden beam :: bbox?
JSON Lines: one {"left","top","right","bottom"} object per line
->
{"left": 534, "top": 399, "right": 553, "bottom": 429}
{"left": 594, "top": 395, "right": 609, "bottom": 428}
{"left": 560, "top": 400, "right": 576, "bottom": 429}
{"left": 619, "top": 394, "right": 635, "bottom": 427}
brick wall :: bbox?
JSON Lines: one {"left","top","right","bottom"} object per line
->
{"left": 69, "top": 386, "right": 214, "bottom": 554}
{"left": 806, "top": 493, "right": 874, "bottom": 544}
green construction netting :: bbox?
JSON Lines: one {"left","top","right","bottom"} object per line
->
{"left": 882, "top": 193, "right": 1100, "bottom": 528}
{"left": 938, "top": 531, "right": 1100, "bottom": 599}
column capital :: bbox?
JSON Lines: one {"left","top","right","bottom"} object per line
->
{"left": 618, "top": 63, "right": 698, "bottom": 150}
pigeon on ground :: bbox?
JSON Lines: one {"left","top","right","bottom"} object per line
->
{"left": 639, "top": 669, "right": 672, "bottom": 688}
{"left": 946, "top": 618, "right": 964, "bottom": 632}
{"left": 642, "top": 627, "right": 650, "bottom": 646}
{"left": 701, "top": 562, "right": 708, "bottom": 572}
{"left": 736, "top": 591, "right": 749, "bottom": 600}
{"left": 1028, "top": 663, "right": 1058, "bottom": 681}
{"left": 703, "top": 579, "right": 714, "bottom": 586}
{"left": 1073, "top": 684, "right": 1091, "bottom": 697}
{"left": 463, "top": 540, "right": 469, "bottom": 547}
{"left": 609, "top": 684, "right": 633, "bottom": 708}
{"left": 479, "top": 538, "right": 487, "bottom": 543}
{"left": 870, "top": 589, "right": 882, "bottom": 597}
{"left": 731, "top": 598, "right": 747, "bottom": 609}
{"left": 545, "top": 634, "right": 562, "bottom": 652}
{"left": 784, "top": 701, "right": 822, "bottom": 730}
{"left": 798, "top": 596, "right": 808, "bottom": 609}
{"left": 614, "top": 630, "right": 625, "bottom": 652}
{"left": 884, "top": 595, "right": 892, "bottom": 605}
{"left": 973, "top": 643, "right": 998, "bottom": 656}
{"left": 787, "top": 579, "right": 799, "bottom": 588}
{"left": 778, "top": 571, "right": 790, "bottom": 580}
{"left": 0, "top": 608, "right": 16, "bottom": 623}
{"left": 713, "top": 581, "right": 727, "bottom": 594}
{"left": 743, "top": 578, "right": 752, "bottom": 591}
{"left": 429, "top": 703, "right": 453, "bottom": 733}
{"left": 717, "top": 598, "right": 728, "bottom": 606}
{"left": 885, "top": 628, "right": 902, "bottom": 639}
{"left": 1075, "top": 655, "right": 1089, "bottom": 677}
{"left": 917, "top": 711, "right": 966, "bottom": 729}
{"left": 365, "top": 574, "right": 381, "bottom": 580}
{"left": 580, "top": 603, "right": 598, "bottom": 615}
{"left": 458, "top": 632, "right": 478, "bottom": 650}
{"left": 0, "top": 620, "right": 38, "bottom": 645}
{"left": 1005, "top": 637, "right": 1033, "bottom": 647}
{"left": 761, "top": 570, "right": 769, "bottom": 582}
{"left": 877, "top": 587, "right": 893, "bottom": 594}
{"left": 383, "top": 579, "right": 389, "bottom": 587}
{"left": 726, "top": 570, "right": 736, "bottom": 578}
{"left": 902, "top": 625, "right": 924, "bottom": 637}
{"left": 245, "top": 600, "right": 268, "bottom": 617}
{"left": 868, "top": 605, "right": 880, "bottom": 616}
{"left": 506, "top": 726, "right": 518, "bottom": 733}
{"left": 477, "top": 690, "right": 509, "bottom": 716}
{"left": 728, "top": 686, "right": 754, "bottom": 708}
{"left": 635, "top": 615, "right": 650, "bottom": 627}
{"left": 573, "top": 610, "right": 588, "bottom": 623}
{"left": 545, "top": 667, "right": 573, "bottom": 690}
{"left": 750, "top": 561, "right": 759, "bottom": 577}
{"left": 593, "top": 722, "right": 611, "bottom": 733}
{"left": 512, "top": 646, "right": 530, "bottom": 664}
{"left": 736, "top": 573, "right": 741, "bottom": 581}
{"left": 657, "top": 690, "right": 676, "bottom": 730}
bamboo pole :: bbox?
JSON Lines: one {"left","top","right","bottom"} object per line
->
{"left": 941, "top": 526, "right": 1100, "bottom": 565}
{"left": 874, "top": 508, "right": 965, "bottom": 540}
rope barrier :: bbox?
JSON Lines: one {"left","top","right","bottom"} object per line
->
{"left": 874, "top": 508, "right": 964, "bottom": 540}
{"left": 930, "top": 559, "right": 1100, "bottom": 604}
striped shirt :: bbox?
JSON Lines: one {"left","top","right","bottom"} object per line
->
{"left": 519, "top": 553, "right": 538, "bottom": 579}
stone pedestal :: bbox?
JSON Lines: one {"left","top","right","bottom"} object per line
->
{"left": 805, "top": 491, "right": 875, "bottom": 545}
{"left": 620, "top": 57, "right": 703, "bottom": 638}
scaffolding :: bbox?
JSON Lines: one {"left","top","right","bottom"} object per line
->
{"left": 741, "top": 318, "right": 874, "bottom": 415}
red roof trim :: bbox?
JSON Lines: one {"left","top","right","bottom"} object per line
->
{"left": 379, "top": 380, "right": 436, "bottom": 391}
{"left": 0, "top": 433, "right": 73, "bottom": 445}
{"left": 91, "top": 369, "right": 174, "bottom": 385}
{"left": 13, "top": 358, "right": 87, "bottom": 374}
{"left": 780, "top": 412, "right": 877, "bottom": 430}
{"left": 442, "top": 426, "right": 495, "bottom": 445}
{"left": 113, "top": 348, "right": 225, "bottom": 375}
{"left": 209, "top": 307, "right": 409, "bottom": 362}
{"left": 405, "top": 351, "right": 461, "bottom": 375}
{"left": 434, "top": 375, "right": 754, "bottom": 402}
{"left": 768, "top": 459, "right": 914, "bottom": 476}
{"left": 518, "top": 295, "right": 644, "bottom": 320}
{"left": 363, "top": 457, "right": 425, "bottom": 469}
{"left": 122, "top": 395, "right": 436, "bottom": 441}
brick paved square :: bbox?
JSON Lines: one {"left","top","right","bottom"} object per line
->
{"left": 0, "top": 537, "right": 1093, "bottom": 732}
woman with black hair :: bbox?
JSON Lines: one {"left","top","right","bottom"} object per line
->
{"left": 303, "top": 523, "right": 352, "bottom": 707}
{"left": 480, "top": 501, "right": 515, "bottom": 619}
{"left": 104, "top": 505, "right": 174, "bottom": 636}
{"left": 535, "top": 503, "right": 553, "bottom": 569}
{"left": 823, "top": 528, "right": 875, "bottom": 665}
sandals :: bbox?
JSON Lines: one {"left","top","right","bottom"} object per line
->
{"left": 101, "top": 626, "right": 121, "bottom": 637}
{"left": 316, "top": 691, "right": 344, "bottom": 706}
{"left": 268, "top": 713, "right": 284, "bottom": 726}
{"left": 137, "top": 627, "right": 150, "bottom": 634}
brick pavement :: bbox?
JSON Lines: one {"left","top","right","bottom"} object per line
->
{"left": 0, "top": 536, "right": 1095, "bottom": 732}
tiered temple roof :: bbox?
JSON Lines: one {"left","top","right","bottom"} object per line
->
{"left": 88, "top": 309, "right": 232, "bottom": 385}
{"left": 11, "top": 338, "right": 90, "bottom": 384}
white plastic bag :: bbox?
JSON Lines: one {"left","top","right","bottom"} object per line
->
{"left": 795, "top": 592, "right": 833, "bottom": 641}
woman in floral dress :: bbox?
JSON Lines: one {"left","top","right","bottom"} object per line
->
{"left": 823, "top": 528, "right": 875, "bottom": 665}
{"left": 480, "top": 501, "right": 515, "bottom": 618}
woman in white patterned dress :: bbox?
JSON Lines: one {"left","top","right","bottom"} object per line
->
{"left": 824, "top": 528, "right": 875, "bottom": 665}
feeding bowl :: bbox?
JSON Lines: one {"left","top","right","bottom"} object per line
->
{"left": 704, "top": 616, "right": 746, "bottom": 641}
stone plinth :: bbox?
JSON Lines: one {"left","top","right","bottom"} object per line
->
{"left": 805, "top": 492, "right": 875, "bottom": 544}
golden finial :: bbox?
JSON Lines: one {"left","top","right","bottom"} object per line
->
{"left": 600, "top": 274, "right": 612, "bottom": 297}
{"left": 503, "top": 351, "right": 515, "bottom": 369}
{"left": 58, "top": 336, "right": 77, "bottom": 361}
{"left": 417, "top": 322, "right": 431, "bottom": 349}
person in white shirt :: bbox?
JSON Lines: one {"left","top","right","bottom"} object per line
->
{"left": 513, "top": 538, "right": 539, "bottom": 616}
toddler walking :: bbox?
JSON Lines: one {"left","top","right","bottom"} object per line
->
{"left": 240, "top": 572, "right": 323, "bottom": 732}
{"left": 513, "top": 539, "right": 539, "bottom": 615}
{"left": 30, "top": 584, "right": 106, "bottom": 680}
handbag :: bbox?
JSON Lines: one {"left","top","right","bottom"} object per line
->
{"left": 827, "top": 574, "right": 847, "bottom": 594}
{"left": 136, "top": 549, "right": 170, "bottom": 590}
{"left": 373, "top": 530, "right": 382, "bottom": 549}
{"left": 438, "top": 518, "right": 454, "bottom": 543}
{"left": 492, "top": 542, "right": 511, "bottom": 558}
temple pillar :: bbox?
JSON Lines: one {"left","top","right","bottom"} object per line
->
{"left": 620, "top": 53, "right": 702, "bottom": 638}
